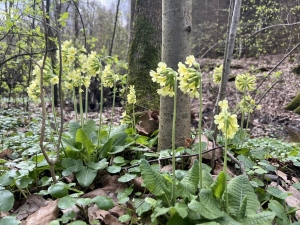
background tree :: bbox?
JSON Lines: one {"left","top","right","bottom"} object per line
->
{"left": 127, "top": 0, "right": 161, "bottom": 111}
{"left": 158, "top": 0, "right": 192, "bottom": 150}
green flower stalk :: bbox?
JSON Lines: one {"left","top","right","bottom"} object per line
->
{"left": 177, "top": 55, "right": 202, "bottom": 192}
{"left": 127, "top": 85, "right": 136, "bottom": 129}
{"left": 150, "top": 61, "right": 177, "bottom": 205}
{"left": 214, "top": 99, "right": 239, "bottom": 212}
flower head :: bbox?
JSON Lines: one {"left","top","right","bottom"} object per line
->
{"left": 50, "top": 76, "right": 59, "bottom": 85}
{"left": 235, "top": 73, "right": 256, "bottom": 92}
{"left": 218, "top": 99, "right": 229, "bottom": 110}
{"left": 127, "top": 85, "right": 136, "bottom": 104}
{"left": 185, "top": 55, "right": 195, "bottom": 67}
{"left": 213, "top": 65, "right": 222, "bottom": 84}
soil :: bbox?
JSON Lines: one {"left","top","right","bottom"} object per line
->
{"left": 198, "top": 54, "right": 300, "bottom": 142}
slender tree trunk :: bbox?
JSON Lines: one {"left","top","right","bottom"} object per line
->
{"left": 109, "top": 0, "right": 121, "bottom": 56}
{"left": 158, "top": 0, "right": 192, "bottom": 151}
{"left": 127, "top": 0, "right": 161, "bottom": 111}
{"left": 210, "top": 0, "right": 242, "bottom": 130}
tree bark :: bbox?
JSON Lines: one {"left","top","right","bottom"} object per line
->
{"left": 109, "top": 0, "right": 121, "bottom": 56}
{"left": 211, "top": 0, "right": 241, "bottom": 131}
{"left": 158, "top": 0, "right": 192, "bottom": 151}
{"left": 127, "top": 0, "right": 161, "bottom": 111}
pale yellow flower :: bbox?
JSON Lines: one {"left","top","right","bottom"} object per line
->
{"left": 185, "top": 55, "right": 195, "bottom": 67}
{"left": 127, "top": 85, "right": 136, "bottom": 104}
{"left": 178, "top": 62, "right": 188, "bottom": 75}
{"left": 218, "top": 99, "right": 229, "bottom": 110}
{"left": 214, "top": 108, "right": 239, "bottom": 139}
{"left": 50, "top": 76, "right": 59, "bottom": 85}
{"left": 157, "top": 62, "right": 167, "bottom": 73}
{"left": 213, "top": 65, "right": 222, "bottom": 84}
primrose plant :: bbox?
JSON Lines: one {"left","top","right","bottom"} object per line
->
{"left": 137, "top": 56, "right": 275, "bottom": 224}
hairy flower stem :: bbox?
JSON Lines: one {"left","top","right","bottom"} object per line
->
{"left": 97, "top": 81, "right": 104, "bottom": 149}
{"left": 79, "top": 91, "right": 84, "bottom": 127}
{"left": 132, "top": 104, "right": 136, "bottom": 130}
{"left": 198, "top": 78, "right": 203, "bottom": 193}
{"left": 171, "top": 77, "right": 178, "bottom": 206}
{"left": 224, "top": 123, "right": 229, "bottom": 213}
{"left": 73, "top": 88, "right": 78, "bottom": 122}
{"left": 109, "top": 82, "right": 117, "bottom": 136}
{"left": 85, "top": 86, "right": 88, "bottom": 121}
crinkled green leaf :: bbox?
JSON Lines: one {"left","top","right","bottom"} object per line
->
{"left": 180, "top": 160, "right": 199, "bottom": 194}
{"left": 239, "top": 211, "right": 275, "bottom": 225}
{"left": 227, "top": 175, "right": 260, "bottom": 217}
{"left": 76, "top": 128, "right": 95, "bottom": 155}
{"left": 140, "top": 159, "right": 170, "bottom": 197}
{"left": 133, "top": 198, "right": 152, "bottom": 216}
{"left": 69, "top": 121, "right": 81, "bottom": 138}
{"left": 86, "top": 159, "right": 108, "bottom": 170}
{"left": 211, "top": 171, "right": 226, "bottom": 199}
{"left": 62, "top": 158, "right": 83, "bottom": 173}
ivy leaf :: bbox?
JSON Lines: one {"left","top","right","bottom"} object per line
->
{"left": 48, "top": 183, "right": 69, "bottom": 198}
{"left": 92, "top": 196, "right": 114, "bottom": 210}
{"left": 76, "top": 167, "right": 97, "bottom": 188}
{"left": 107, "top": 165, "right": 121, "bottom": 173}
{"left": 15, "top": 177, "right": 32, "bottom": 189}
{"left": 0, "top": 190, "right": 14, "bottom": 212}
{"left": 118, "top": 173, "right": 137, "bottom": 182}
{"left": 58, "top": 196, "right": 77, "bottom": 209}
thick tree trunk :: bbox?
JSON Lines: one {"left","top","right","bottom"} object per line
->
{"left": 127, "top": 0, "right": 161, "bottom": 111}
{"left": 158, "top": 0, "right": 192, "bottom": 151}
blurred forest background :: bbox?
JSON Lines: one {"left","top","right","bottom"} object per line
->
{"left": 0, "top": 0, "right": 300, "bottom": 103}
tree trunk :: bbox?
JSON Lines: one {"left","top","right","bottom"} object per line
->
{"left": 158, "top": 0, "right": 192, "bottom": 151}
{"left": 127, "top": 0, "right": 161, "bottom": 111}
{"left": 109, "top": 0, "right": 121, "bottom": 56}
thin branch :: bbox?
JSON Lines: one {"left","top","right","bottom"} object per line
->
{"left": 249, "top": 21, "right": 300, "bottom": 37}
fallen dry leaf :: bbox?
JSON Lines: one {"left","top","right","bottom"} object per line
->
{"left": 136, "top": 110, "right": 159, "bottom": 136}
{"left": 22, "top": 199, "right": 59, "bottom": 225}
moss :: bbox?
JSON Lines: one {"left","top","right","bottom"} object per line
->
{"left": 284, "top": 92, "right": 300, "bottom": 111}
{"left": 127, "top": 13, "right": 161, "bottom": 112}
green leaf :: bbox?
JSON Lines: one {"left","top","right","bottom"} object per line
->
{"left": 217, "top": 213, "right": 241, "bottom": 225}
{"left": 69, "top": 121, "right": 81, "bottom": 138}
{"left": 109, "top": 124, "right": 128, "bottom": 137}
{"left": 175, "top": 179, "right": 196, "bottom": 200}
{"left": 0, "top": 216, "right": 20, "bottom": 225}
{"left": 133, "top": 198, "right": 152, "bottom": 216}
{"left": 58, "top": 196, "right": 77, "bottom": 209}
{"left": 62, "top": 158, "right": 83, "bottom": 173}
{"left": 197, "top": 222, "right": 220, "bottom": 225}
{"left": 76, "top": 167, "right": 97, "bottom": 188}
{"left": 77, "top": 198, "right": 92, "bottom": 206}
{"left": 48, "top": 183, "right": 69, "bottom": 198}
{"left": 202, "top": 169, "right": 214, "bottom": 188}
{"left": 239, "top": 211, "right": 275, "bottom": 225}
{"left": 16, "top": 177, "right": 32, "bottom": 188}
{"left": 49, "top": 220, "right": 60, "bottom": 225}
{"left": 237, "top": 196, "right": 247, "bottom": 219}
{"left": 68, "top": 221, "right": 87, "bottom": 225}
{"left": 173, "top": 202, "right": 188, "bottom": 218}
{"left": 266, "top": 187, "right": 289, "bottom": 200}
{"left": 180, "top": 160, "right": 199, "bottom": 194}
{"left": 119, "top": 214, "right": 130, "bottom": 223}
{"left": 113, "top": 156, "right": 125, "bottom": 164}
{"left": 82, "top": 120, "right": 96, "bottom": 138}
{"left": 92, "top": 196, "right": 114, "bottom": 210}
{"left": 109, "top": 133, "right": 129, "bottom": 154}
{"left": 227, "top": 175, "right": 260, "bottom": 217}
{"left": 140, "top": 159, "right": 170, "bottom": 197}
{"left": 188, "top": 189, "right": 224, "bottom": 220}
{"left": 268, "top": 200, "right": 289, "bottom": 221}
{"left": 0, "top": 172, "right": 14, "bottom": 186}
{"left": 211, "top": 171, "right": 226, "bottom": 199}
{"left": 0, "top": 190, "right": 14, "bottom": 212}
{"left": 167, "top": 213, "right": 191, "bottom": 225}
{"left": 151, "top": 207, "right": 170, "bottom": 222}
{"left": 86, "top": 159, "right": 108, "bottom": 170}
{"left": 107, "top": 165, "right": 122, "bottom": 173}
{"left": 118, "top": 173, "right": 137, "bottom": 182}
{"left": 100, "top": 137, "right": 113, "bottom": 158}
{"left": 76, "top": 128, "right": 95, "bottom": 155}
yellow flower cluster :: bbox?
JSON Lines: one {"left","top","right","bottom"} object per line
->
{"left": 235, "top": 73, "right": 256, "bottom": 92}
{"left": 102, "top": 64, "right": 120, "bottom": 88}
{"left": 127, "top": 85, "right": 136, "bottom": 104}
{"left": 213, "top": 65, "right": 222, "bottom": 84}
{"left": 177, "top": 56, "right": 201, "bottom": 98}
{"left": 150, "top": 55, "right": 201, "bottom": 98}
{"left": 150, "top": 62, "right": 177, "bottom": 97}
{"left": 214, "top": 100, "right": 239, "bottom": 139}
{"left": 238, "top": 95, "right": 261, "bottom": 113}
